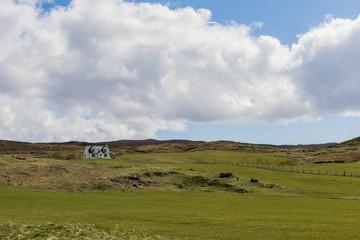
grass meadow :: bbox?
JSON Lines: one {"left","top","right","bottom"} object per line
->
{"left": 1, "top": 151, "right": 360, "bottom": 239}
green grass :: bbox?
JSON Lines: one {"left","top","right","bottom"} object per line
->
{"left": 119, "top": 151, "right": 301, "bottom": 165}
{"left": 171, "top": 163, "right": 360, "bottom": 199}
{"left": 300, "top": 161, "right": 360, "bottom": 175}
{"left": 2, "top": 152, "right": 360, "bottom": 239}
{"left": 1, "top": 186, "right": 360, "bottom": 239}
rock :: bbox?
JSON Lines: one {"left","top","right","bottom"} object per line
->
{"left": 219, "top": 172, "right": 233, "bottom": 178}
{"left": 250, "top": 178, "right": 259, "bottom": 183}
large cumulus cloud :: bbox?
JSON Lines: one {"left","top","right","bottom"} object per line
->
{"left": 0, "top": 0, "right": 360, "bottom": 142}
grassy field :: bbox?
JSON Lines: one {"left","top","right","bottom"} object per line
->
{"left": 1, "top": 186, "right": 360, "bottom": 239}
{"left": 119, "top": 151, "right": 302, "bottom": 165}
{"left": 1, "top": 151, "right": 360, "bottom": 239}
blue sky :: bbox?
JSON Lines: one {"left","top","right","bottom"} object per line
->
{"left": 157, "top": 116, "right": 360, "bottom": 144}
{"left": 2, "top": 0, "right": 360, "bottom": 144}
{"left": 136, "top": 0, "right": 360, "bottom": 45}
{"left": 46, "top": 0, "right": 360, "bottom": 45}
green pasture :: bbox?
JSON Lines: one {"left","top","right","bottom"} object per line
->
{"left": 170, "top": 163, "right": 360, "bottom": 199}
{"left": 121, "top": 150, "right": 360, "bottom": 179}
{"left": 122, "top": 151, "right": 360, "bottom": 199}
{"left": 1, "top": 151, "right": 360, "bottom": 239}
{"left": 1, "top": 186, "right": 360, "bottom": 239}
{"left": 300, "top": 161, "right": 360, "bottom": 175}
{"left": 119, "top": 151, "right": 301, "bottom": 165}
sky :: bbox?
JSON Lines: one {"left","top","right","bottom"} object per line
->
{"left": 1, "top": 0, "right": 360, "bottom": 144}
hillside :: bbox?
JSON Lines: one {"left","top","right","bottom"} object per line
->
{"left": 0, "top": 138, "right": 337, "bottom": 154}
{"left": 336, "top": 136, "right": 360, "bottom": 147}
{"left": 2, "top": 137, "right": 360, "bottom": 164}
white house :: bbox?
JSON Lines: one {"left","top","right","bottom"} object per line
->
{"left": 83, "top": 145, "right": 111, "bottom": 159}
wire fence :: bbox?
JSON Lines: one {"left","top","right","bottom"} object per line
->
{"left": 235, "top": 162, "right": 360, "bottom": 178}
{"left": 120, "top": 157, "right": 360, "bottom": 178}
{"left": 122, "top": 158, "right": 144, "bottom": 164}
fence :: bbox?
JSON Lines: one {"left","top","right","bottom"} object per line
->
{"left": 122, "top": 158, "right": 144, "bottom": 164}
{"left": 236, "top": 162, "right": 360, "bottom": 178}
{"left": 120, "top": 157, "right": 360, "bottom": 178}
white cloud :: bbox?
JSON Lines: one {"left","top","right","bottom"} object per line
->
{"left": 0, "top": 0, "right": 360, "bottom": 142}
{"left": 291, "top": 16, "right": 360, "bottom": 115}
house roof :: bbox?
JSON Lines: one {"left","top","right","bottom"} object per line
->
{"left": 86, "top": 145, "right": 110, "bottom": 154}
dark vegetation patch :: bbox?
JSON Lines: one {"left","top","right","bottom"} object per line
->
{"left": 314, "top": 160, "right": 346, "bottom": 164}
{"left": 109, "top": 165, "right": 130, "bottom": 169}
{"left": 109, "top": 175, "right": 151, "bottom": 189}
{"left": 176, "top": 175, "right": 248, "bottom": 193}
{"left": 143, "top": 171, "right": 180, "bottom": 177}
{"left": 312, "top": 152, "right": 360, "bottom": 163}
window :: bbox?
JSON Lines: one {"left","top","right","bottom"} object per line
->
{"left": 104, "top": 154, "right": 107, "bottom": 157}
{"left": 92, "top": 154, "right": 95, "bottom": 157}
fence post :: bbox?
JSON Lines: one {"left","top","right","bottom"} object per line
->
{"left": 318, "top": 170, "right": 320, "bottom": 175}
{"left": 344, "top": 171, "right": 346, "bottom": 177}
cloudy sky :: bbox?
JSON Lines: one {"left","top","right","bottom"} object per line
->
{"left": 1, "top": 0, "right": 360, "bottom": 144}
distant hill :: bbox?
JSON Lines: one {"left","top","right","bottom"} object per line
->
{"left": 337, "top": 136, "right": 360, "bottom": 147}
{"left": 3, "top": 137, "right": 360, "bottom": 165}
{"left": 99, "top": 139, "right": 204, "bottom": 147}
{"left": 0, "top": 139, "right": 205, "bottom": 155}
{"left": 275, "top": 143, "right": 338, "bottom": 148}
{"left": 0, "top": 138, "right": 342, "bottom": 156}
{"left": 0, "top": 137, "right": 352, "bottom": 158}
